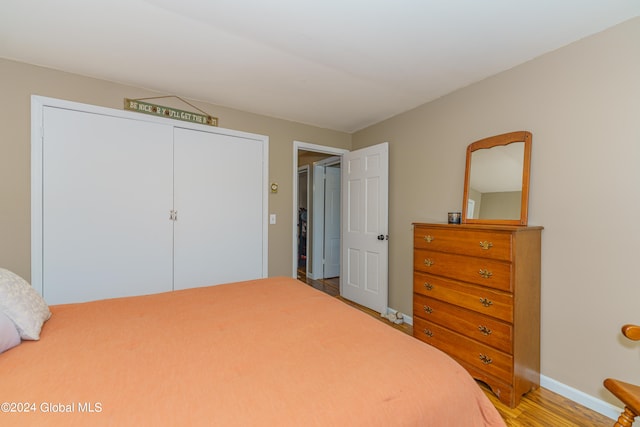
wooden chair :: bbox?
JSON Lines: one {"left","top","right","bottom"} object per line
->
{"left": 604, "top": 324, "right": 640, "bottom": 427}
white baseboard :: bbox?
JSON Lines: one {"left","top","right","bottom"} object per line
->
{"left": 540, "top": 375, "right": 621, "bottom": 421}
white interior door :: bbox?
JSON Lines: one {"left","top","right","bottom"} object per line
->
{"left": 173, "top": 128, "right": 264, "bottom": 289}
{"left": 41, "top": 107, "right": 174, "bottom": 304}
{"left": 323, "top": 165, "right": 341, "bottom": 278}
{"left": 311, "top": 164, "right": 325, "bottom": 280}
{"left": 341, "top": 142, "right": 389, "bottom": 314}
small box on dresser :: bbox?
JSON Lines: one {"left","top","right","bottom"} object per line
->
{"left": 412, "top": 222, "right": 542, "bottom": 408}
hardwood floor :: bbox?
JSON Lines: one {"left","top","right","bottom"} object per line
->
{"left": 299, "top": 272, "right": 340, "bottom": 297}
{"left": 299, "top": 274, "right": 615, "bottom": 427}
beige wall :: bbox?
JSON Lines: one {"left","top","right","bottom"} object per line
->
{"left": 478, "top": 191, "right": 521, "bottom": 219}
{"left": 353, "top": 17, "right": 640, "bottom": 406}
{"left": 0, "top": 58, "right": 351, "bottom": 283}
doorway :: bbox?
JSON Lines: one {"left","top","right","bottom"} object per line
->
{"left": 296, "top": 150, "right": 342, "bottom": 283}
{"left": 293, "top": 142, "right": 348, "bottom": 285}
{"left": 297, "top": 165, "right": 309, "bottom": 275}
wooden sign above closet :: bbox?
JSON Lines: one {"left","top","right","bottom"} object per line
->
{"left": 124, "top": 96, "right": 218, "bottom": 127}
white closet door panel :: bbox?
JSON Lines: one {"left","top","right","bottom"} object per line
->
{"left": 42, "top": 107, "right": 174, "bottom": 304}
{"left": 173, "top": 128, "right": 264, "bottom": 289}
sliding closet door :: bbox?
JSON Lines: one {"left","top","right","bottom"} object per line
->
{"left": 42, "top": 107, "right": 174, "bottom": 304}
{"left": 173, "top": 128, "right": 264, "bottom": 289}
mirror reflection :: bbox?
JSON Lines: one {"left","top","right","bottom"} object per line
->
{"left": 467, "top": 142, "right": 524, "bottom": 220}
{"left": 462, "top": 131, "right": 531, "bottom": 226}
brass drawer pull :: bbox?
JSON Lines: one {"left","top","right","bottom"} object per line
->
{"left": 479, "top": 269, "right": 493, "bottom": 279}
{"left": 479, "top": 241, "right": 493, "bottom": 250}
{"left": 478, "top": 325, "right": 492, "bottom": 336}
{"left": 423, "top": 282, "right": 433, "bottom": 291}
{"left": 479, "top": 354, "right": 493, "bottom": 365}
{"left": 423, "top": 305, "right": 433, "bottom": 314}
{"left": 479, "top": 298, "right": 493, "bottom": 307}
{"left": 423, "top": 235, "right": 434, "bottom": 243}
{"left": 423, "top": 258, "right": 434, "bottom": 267}
{"left": 423, "top": 329, "right": 433, "bottom": 337}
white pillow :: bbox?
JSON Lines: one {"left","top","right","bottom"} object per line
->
{"left": 0, "top": 310, "right": 20, "bottom": 353}
{"left": 0, "top": 268, "right": 51, "bottom": 340}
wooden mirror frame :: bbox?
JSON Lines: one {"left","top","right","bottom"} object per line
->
{"left": 461, "top": 131, "right": 532, "bottom": 226}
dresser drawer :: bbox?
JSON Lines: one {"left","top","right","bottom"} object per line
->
{"left": 413, "top": 272, "right": 513, "bottom": 322}
{"left": 414, "top": 226, "right": 512, "bottom": 261}
{"left": 414, "top": 294, "right": 512, "bottom": 353}
{"left": 414, "top": 249, "right": 512, "bottom": 292}
{"left": 414, "top": 318, "right": 513, "bottom": 384}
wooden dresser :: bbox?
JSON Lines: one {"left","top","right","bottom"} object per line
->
{"left": 412, "top": 222, "right": 542, "bottom": 408}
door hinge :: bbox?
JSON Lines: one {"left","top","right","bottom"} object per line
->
{"left": 169, "top": 210, "right": 178, "bottom": 221}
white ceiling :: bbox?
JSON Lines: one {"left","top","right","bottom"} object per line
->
{"left": 1, "top": 1, "right": 639, "bottom": 133}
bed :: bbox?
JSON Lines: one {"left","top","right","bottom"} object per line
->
{"left": 0, "top": 275, "right": 505, "bottom": 426}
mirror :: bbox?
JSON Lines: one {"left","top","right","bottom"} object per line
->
{"left": 462, "top": 131, "right": 532, "bottom": 226}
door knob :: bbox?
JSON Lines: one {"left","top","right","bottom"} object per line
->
{"left": 377, "top": 234, "right": 385, "bottom": 240}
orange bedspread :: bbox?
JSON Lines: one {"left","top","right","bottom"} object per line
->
{"left": 0, "top": 277, "right": 505, "bottom": 426}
